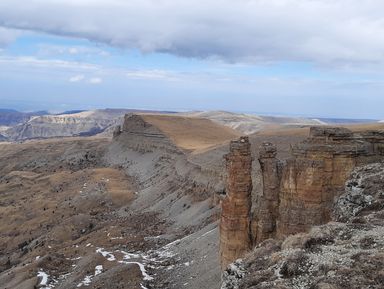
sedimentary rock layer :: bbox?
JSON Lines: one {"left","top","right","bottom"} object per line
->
{"left": 220, "top": 136, "right": 253, "bottom": 269}
{"left": 220, "top": 127, "right": 384, "bottom": 269}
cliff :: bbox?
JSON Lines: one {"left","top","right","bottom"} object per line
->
{"left": 220, "top": 137, "right": 253, "bottom": 269}
{"left": 220, "top": 127, "right": 384, "bottom": 268}
{"left": 221, "top": 162, "right": 384, "bottom": 289}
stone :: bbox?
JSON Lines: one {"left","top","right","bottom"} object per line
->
{"left": 112, "top": 125, "right": 121, "bottom": 138}
{"left": 252, "top": 142, "right": 281, "bottom": 244}
{"left": 276, "top": 127, "right": 376, "bottom": 238}
{"left": 220, "top": 136, "right": 253, "bottom": 269}
{"left": 220, "top": 127, "right": 384, "bottom": 270}
{"left": 222, "top": 162, "right": 384, "bottom": 289}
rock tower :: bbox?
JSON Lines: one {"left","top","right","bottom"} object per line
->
{"left": 253, "top": 142, "right": 281, "bottom": 244}
{"left": 219, "top": 136, "right": 253, "bottom": 269}
{"left": 220, "top": 127, "right": 384, "bottom": 269}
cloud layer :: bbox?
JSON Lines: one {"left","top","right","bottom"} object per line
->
{"left": 1, "top": 0, "right": 384, "bottom": 64}
{"left": 0, "top": 27, "right": 19, "bottom": 46}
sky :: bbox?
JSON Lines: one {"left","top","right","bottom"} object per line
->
{"left": 0, "top": 0, "right": 384, "bottom": 119}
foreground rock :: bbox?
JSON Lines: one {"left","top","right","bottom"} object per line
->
{"left": 220, "top": 137, "right": 253, "bottom": 269}
{"left": 220, "top": 127, "right": 384, "bottom": 268}
{"left": 221, "top": 162, "right": 384, "bottom": 289}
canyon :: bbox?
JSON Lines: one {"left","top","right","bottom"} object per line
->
{"left": 1, "top": 111, "right": 384, "bottom": 289}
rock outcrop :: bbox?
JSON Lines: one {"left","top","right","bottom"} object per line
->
{"left": 220, "top": 136, "right": 253, "bottom": 269}
{"left": 112, "top": 114, "right": 179, "bottom": 153}
{"left": 257, "top": 127, "right": 384, "bottom": 241}
{"left": 221, "top": 162, "right": 384, "bottom": 289}
{"left": 252, "top": 142, "right": 281, "bottom": 244}
{"left": 5, "top": 109, "right": 127, "bottom": 140}
{"left": 220, "top": 127, "right": 384, "bottom": 268}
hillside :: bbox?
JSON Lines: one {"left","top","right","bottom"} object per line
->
{"left": 142, "top": 114, "right": 240, "bottom": 152}
{"left": 0, "top": 113, "right": 232, "bottom": 289}
{"left": 1, "top": 109, "right": 381, "bottom": 142}
{"left": 181, "top": 111, "right": 325, "bottom": 134}
{"left": 3, "top": 109, "right": 128, "bottom": 141}
{"left": 0, "top": 109, "right": 48, "bottom": 126}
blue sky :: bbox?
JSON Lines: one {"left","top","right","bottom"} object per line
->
{"left": 0, "top": 0, "right": 384, "bottom": 119}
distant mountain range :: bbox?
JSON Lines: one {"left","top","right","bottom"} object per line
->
{"left": 0, "top": 109, "right": 49, "bottom": 126}
{"left": 0, "top": 108, "right": 381, "bottom": 142}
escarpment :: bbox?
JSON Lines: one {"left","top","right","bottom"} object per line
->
{"left": 220, "top": 127, "right": 384, "bottom": 268}
{"left": 221, "top": 162, "right": 384, "bottom": 289}
{"left": 112, "top": 114, "right": 182, "bottom": 154}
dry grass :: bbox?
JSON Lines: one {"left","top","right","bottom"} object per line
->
{"left": 142, "top": 114, "right": 240, "bottom": 151}
{"left": 345, "top": 123, "right": 384, "bottom": 132}
{"left": 254, "top": 122, "right": 384, "bottom": 137}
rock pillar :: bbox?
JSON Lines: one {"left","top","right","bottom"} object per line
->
{"left": 220, "top": 136, "right": 253, "bottom": 269}
{"left": 253, "top": 142, "right": 281, "bottom": 244}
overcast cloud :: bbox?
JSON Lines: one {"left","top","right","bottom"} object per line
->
{"left": 0, "top": 0, "right": 384, "bottom": 64}
{"left": 0, "top": 27, "right": 19, "bottom": 46}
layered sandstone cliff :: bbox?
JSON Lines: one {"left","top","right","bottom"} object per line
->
{"left": 220, "top": 137, "right": 253, "bottom": 269}
{"left": 252, "top": 142, "right": 281, "bottom": 244}
{"left": 220, "top": 127, "right": 384, "bottom": 268}
{"left": 221, "top": 162, "right": 384, "bottom": 289}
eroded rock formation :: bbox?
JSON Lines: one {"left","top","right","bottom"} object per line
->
{"left": 220, "top": 136, "right": 253, "bottom": 269}
{"left": 220, "top": 127, "right": 384, "bottom": 268}
{"left": 112, "top": 114, "right": 182, "bottom": 154}
{"left": 221, "top": 162, "right": 384, "bottom": 289}
{"left": 252, "top": 142, "right": 281, "bottom": 244}
{"left": 277, "top": 127, "right": 384, "bottom": 238}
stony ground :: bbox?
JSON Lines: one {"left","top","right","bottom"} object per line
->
{"left": 0, "top": 135, "right": 225, "bottom": 289}
{"left": 0, "top": 121, "right": 310, "bottom": 289}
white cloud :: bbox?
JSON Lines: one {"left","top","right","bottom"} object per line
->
{"left": 0, "top": 27, "right": 19, "bottom": 46}
{"left": 0, "top": 55, "right": 185, "bottom": 83}
{"left": 0, "top": 55, "right": 99, "bottom": 70}
{"left": 89, "top": 77, "right": 102, "bottom": 84}
{"left": 38, "top": 44, "right": 110, "bottom": 57}
{"left": 69, "top": 74, "right": 85, "bottom": 82}
{"left": 0, "top": 1, "right": 384, "bottom": 65}
{"left": 126, "top": 69, "right": 179, "bottom": 81}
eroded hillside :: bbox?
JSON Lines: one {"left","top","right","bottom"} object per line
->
{"left": 0, "top": 114, "right": 241, "bottom": 289}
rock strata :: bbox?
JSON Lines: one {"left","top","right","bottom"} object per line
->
{"left": 252, "top": 142, "right": 282, "bottom": 244}
{"left": 221, "top": 162, "right": 384, "bottom": 289}
{"left": 259, "top": 127, "right": 384, "bottom": 240}
{"left": 220, "top": 127, "right": 384, "bottom": 268}
{"left": 220, "top": 136, "right": 253, "bottom": 269}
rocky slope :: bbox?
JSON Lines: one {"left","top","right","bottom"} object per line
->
{"left": 0, "top": 113, "right": 238, "bottom": 289}
{"left": 221, "top": 162, "right": 384, "bottom": 289}
{"left": 0, "top": 109, "right": 48, "bottom": 126}
{"left": 3, "top": 109, "right": 130, "bottom": 141}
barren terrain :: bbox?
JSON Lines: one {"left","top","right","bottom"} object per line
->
{"left": 1, "top": 112, "right": 382, "bottom": 289}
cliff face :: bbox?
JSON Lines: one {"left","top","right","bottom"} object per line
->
{"left": 277, "top": 127, "right": 374, "bottom": 237}
{"left": 221, "top": 162, "right": 384, "bottom": 289}
{"left": 220, "top": 137, "right": 253, "bottom": 269}
{"left": 220, "top": 127, "right": 384, "bottom": 268}
{"left": 258, "top": 127, "right": 384, "bottom": 241}
{"left": 252, "top": 143, "right": 281, "bottom": 244}
{"left": 5, "top": 110, "right": 125, "bottom": 140}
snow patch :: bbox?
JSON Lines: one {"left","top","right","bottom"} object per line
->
{"left": 37, "top": 270, "right": 53, "bottom": 289}
{"left": 96, "top": 248, "right": 116, "bottom": 261}
{"left": 95, "top": 265, "right": 103, "bottom": 276}
{"left": 77, "top": 275, "right": 92, "bottom": 287}
{"left": 118, "top": 260, "right": 153, "bottom": 281}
